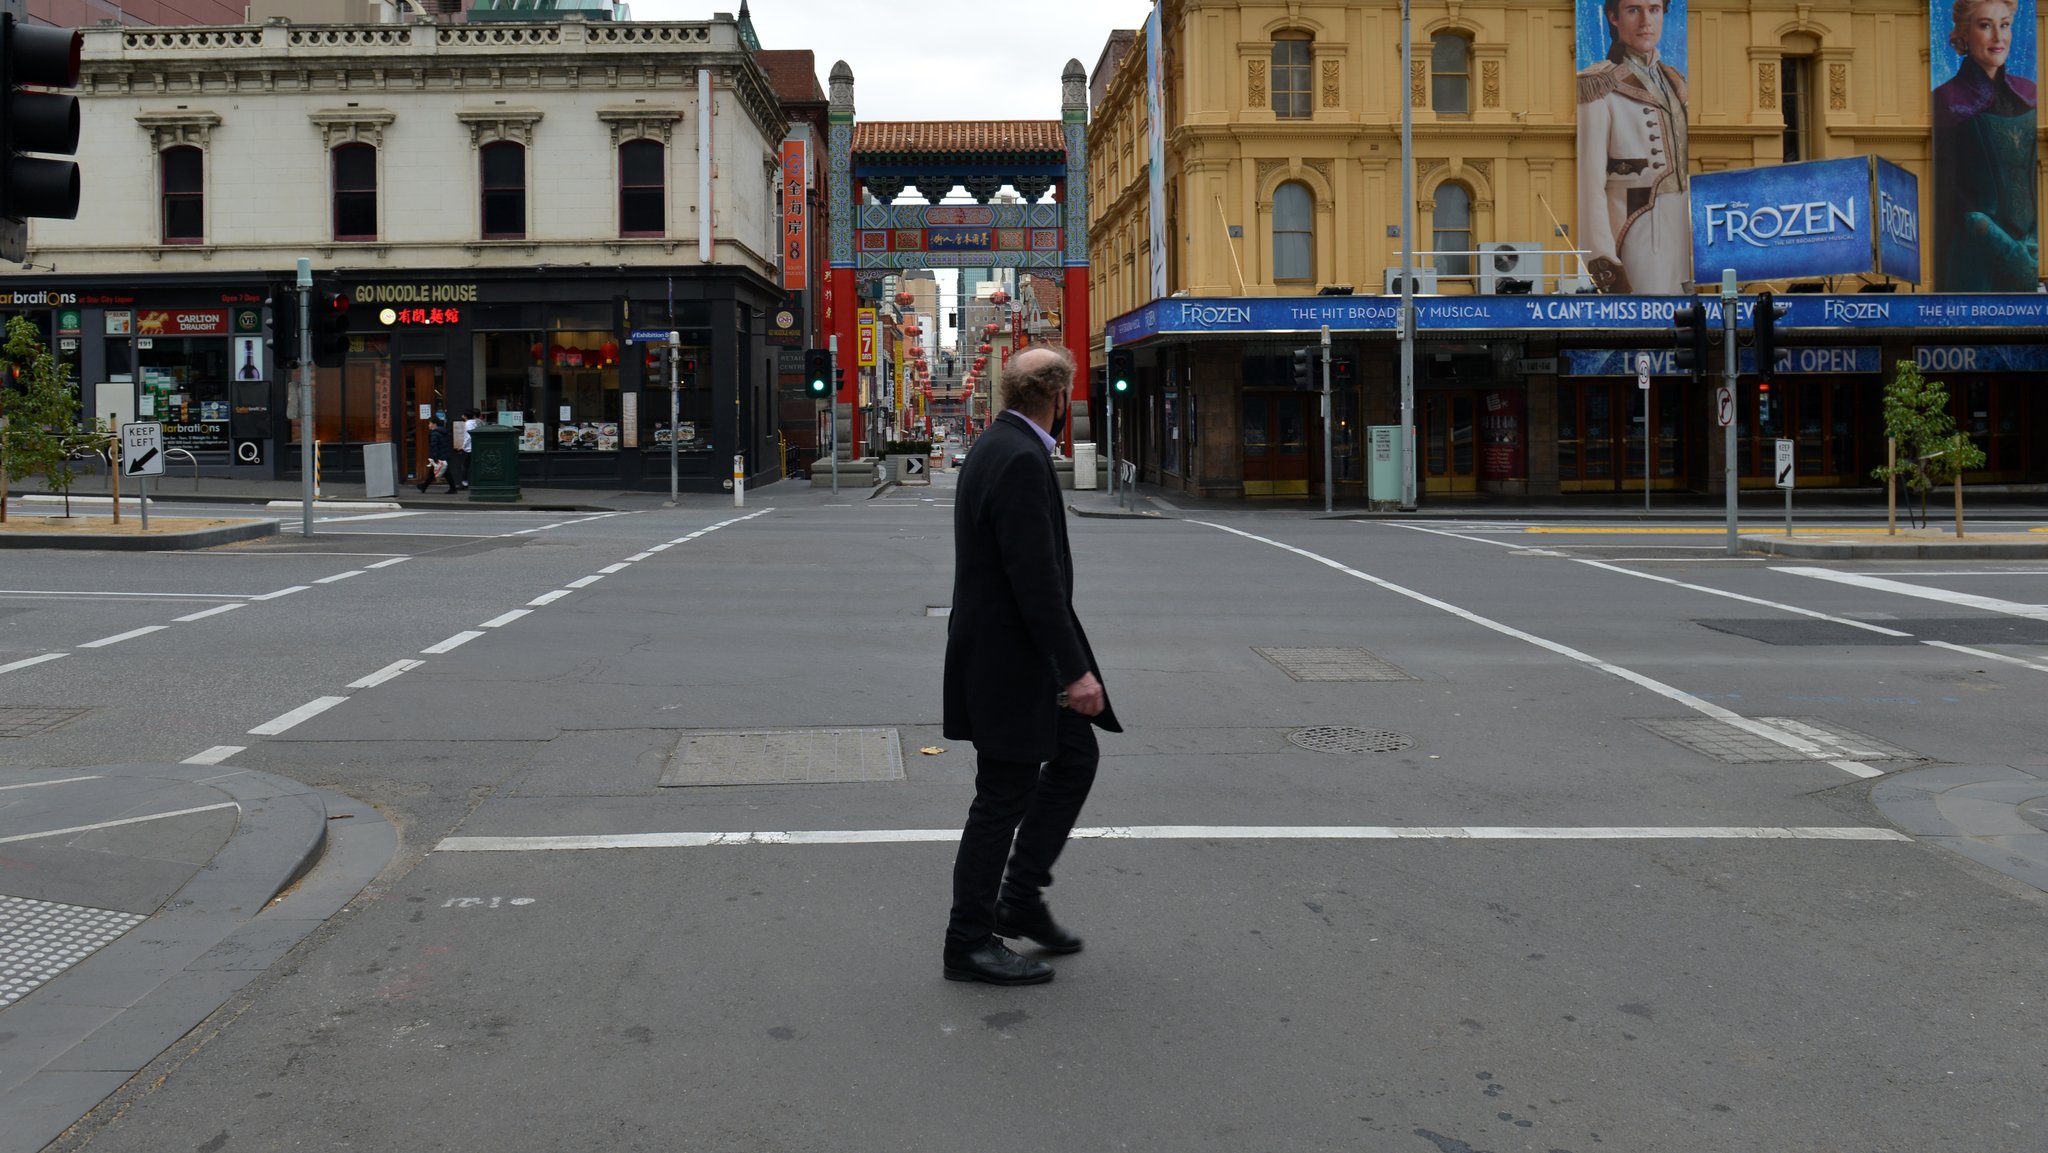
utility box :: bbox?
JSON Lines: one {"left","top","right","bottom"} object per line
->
{"left": 362, "top": 442, "right": 397, "bottom": 499}
{"left": 1368, "top": 425, "right": 1403, "bottom": 509}
{"left": 1072, "top": 441, "right": 1097, "bottom": 489}
{"left": 468, "top": 424, "right": 521, "bottom": 503}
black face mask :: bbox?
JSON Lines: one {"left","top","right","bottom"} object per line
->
{"left": 1049, "top": 395, "right": 1068, "bottom": 439}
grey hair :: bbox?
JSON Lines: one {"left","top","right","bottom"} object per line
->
{"left": 997, "top": 345, "right": 1077, "bottom": 413}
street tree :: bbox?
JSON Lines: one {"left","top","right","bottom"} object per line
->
{"left": 1871, "top": 360, "right": 1986, "bottom": 533}
{"left": 1, "top": 316, "right": 105, "bottom": 521}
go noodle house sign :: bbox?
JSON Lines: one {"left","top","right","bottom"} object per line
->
{"left": 355, "top": 283, "right": 480, "bottom": 305}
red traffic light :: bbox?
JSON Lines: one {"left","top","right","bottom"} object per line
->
{"left": 325, "top": 292, "right": 350, "bottom": 312}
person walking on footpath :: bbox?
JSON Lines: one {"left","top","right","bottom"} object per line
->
{"left": 450, "top": 408, "right": 478, "bottom": 490}
{"left": 941, "top": 345, "right": 1121, "bottom": 986}
{"left": 419, "top": 417, "right": 455, "bottom": 494}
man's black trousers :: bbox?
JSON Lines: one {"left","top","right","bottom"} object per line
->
{"left": 946, "top": 709, "right": 1100, "bottom": 948}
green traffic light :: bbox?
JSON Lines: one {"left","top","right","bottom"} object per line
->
{"left": 1113, "top": 379, "right": 1129, "bottom": 392}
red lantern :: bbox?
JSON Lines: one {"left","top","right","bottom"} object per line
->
{"left": 909, "top": 346, "right": 924, "bottom": 359}
{"left": 991, "top": 290, "right": 1009, "bottom": 305}
{"left": 530, "top": 342, "right": 545, "bottom": 362}
{"left": 600, "top": 340, "right": 619, "bottom": 366}
{"left": 974, "top": 358, "right": 988, "bottom": 370}
{"left": 565, "top": 347, "right": 585, "bottom": 368}
{"left": 895, "top": 291, "right": 915, "bottom": 307}
{"left": 983, "top": 323, "right": 999, "bottom": 336}
{"left": 977, "top": 342, "right": 992, "bottom": 354}
{"left": 903, "top": 323, "right": 921, "bottom": 337}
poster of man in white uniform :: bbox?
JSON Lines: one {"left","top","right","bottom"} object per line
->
{"left": 1576, "top": 0, "right": 1691, "bottom": 295}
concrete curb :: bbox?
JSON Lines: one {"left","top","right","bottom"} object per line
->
{"left": 1870, "top": 764, "right": 2048, "bottom": 895}
{"left": 1739, "top": 535, "right": 2048, "bottom": 559}
{"left": 0, "top": 764, "right": 396, "bottom": 1153}
{"left": 0, "top": 518, "right": 278, "bottom": 551}
{"left": 1070, "top": 504, "right": 1168, "bottom": 520}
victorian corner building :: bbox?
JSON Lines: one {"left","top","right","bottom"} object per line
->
{"left": 2, "top": 16, "right": 818, "bottom": 491}
{"left": 1089, "top": 2, "right": 2048, "bottom": 502}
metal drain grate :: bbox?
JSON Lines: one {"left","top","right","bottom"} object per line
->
{"left": 659, "top": 727, "right": 906, "bottom": 787}
{"left": 1635, "top": 717, "right": 1922, "bottom": 765}
{"left": 1, "top": 895, "right": 147, "bottom": 1006}
{"left": 1288, "top": 726, "right": 1416, "bottom": 754}
{"left": 0, "top": 707, "right": 90, "bottom": 739}
{"left": 1255, "top": 646, "right": 1414, "bottom": 682}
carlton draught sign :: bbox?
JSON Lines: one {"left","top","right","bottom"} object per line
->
{"left": 1690, "top": 157, "right": 1921, "bottom": 284}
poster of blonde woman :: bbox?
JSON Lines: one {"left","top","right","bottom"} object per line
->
{"left": 1576, "top": 0, "right": 1691, "bottom": 295}
{"left": 1932, "top": 0, "right": 2038, "bottom": 291}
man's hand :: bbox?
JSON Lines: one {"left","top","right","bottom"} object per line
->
{"left": 1588, "top": 256, "right": 1632, "bottom": 295}
{"left": 1062, "top": 672, "right": 1106, "bottom": 717}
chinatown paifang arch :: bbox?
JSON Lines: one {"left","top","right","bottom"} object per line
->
{"left": 825, "top": 59, "right": 1093, "bottom": 458}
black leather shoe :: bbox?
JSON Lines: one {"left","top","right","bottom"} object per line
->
{"left": 943, "top": 938, "right": 1054, "bottom": 985}
{"left": 995, "top": 899, "right": 1084, "bottom": 954}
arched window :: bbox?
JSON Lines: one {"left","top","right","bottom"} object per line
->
{"left": 1433, "top": 182, "right": 1473, "bottom": 280}
{"left": 480, "top": 141, "right": 526, "bottom": 240}
{"left": 1272, "top": 181, "right": 1314, "bottom": 283}
{"left": 332, "top": 143, "right": 377, "bottom": 241}
{"left": 619, "top": 139, "right": 664, "bottom": 236}
{"left": 1431, "top": 33, "right": 1471, "bottom": 113}
{"left": 1271, "top": 35, "right": 1313, "bottom": 119}
{"left": 160, "top": 146, "right": 204, "bottom": 244}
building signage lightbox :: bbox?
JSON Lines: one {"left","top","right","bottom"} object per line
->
{"left": 1689, "top": 156, "right": 1921, "bottom": 284}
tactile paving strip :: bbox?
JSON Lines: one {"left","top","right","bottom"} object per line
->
{"left": 0, "top": 707, "right": 91, "bottom": 738}
{"left": 1254, "top": 646, "right": 1415, "bottom": 682}
{"left": 1635, "top": 716, "right": 1922, "bottom": 765}
{"left": 660, "top": 727, "right": 906, "bottom": 787}
{"left": 1, "top": 895, "right": 147, "bottom": 1007}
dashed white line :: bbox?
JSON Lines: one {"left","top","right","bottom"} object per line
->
{"left": 422, "top": 630, "right": 485, "bottom": 655}
{"left": 366, "top": 557, "right": 411, "bottom": 570}
{"left": 598, "top": 563, "right": 631, "bottom": 574}
{"left": 248, "top": 696, "right": 350, "bottom": 736}
{"left": 625, "top": 553, "right": 654, "bottom": 562}
{"left": 0, "top": 802, "right": 243, "bottom": 846}
{"left": 480, "top": 609, "right": 532, "bottom": 628}
{"left": 174, "top": 603, "right": 246, "bottom": 623}
{"left": 565, "top": 575, "right": 605, "bottom": 589}
{"left": 182, "top": 746, "right": 246, "bottom": 766}
{"left": 314, "top": 570, "right": 366, "bottom": 584}
{"left": 528, "top": 590, "right": 573, "bottom": 606}
{"left": 0, "top": 775, "right": 100, "bottom": 791}
{"left": 435, "top": 824, "right": 1913, "bottom": 853}
{"left": 250, "top": 586, "right": 310, "bottom": 601}
{"left": 0, "top": 653, "right": 68, "bottom": 675}
{"left": 79, "top": 625, "right": 169, "bottom": 649}
{"left": 348, "top": 659, "right": 425, "bottom": 689}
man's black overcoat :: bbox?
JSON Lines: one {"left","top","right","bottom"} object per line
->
{"left": 942, "top": 411, "right": 1121, "bottom": 762}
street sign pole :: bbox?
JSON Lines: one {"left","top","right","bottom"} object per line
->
{"left": 1776, "top": 438, "right": 1796, "bottom": 537}
{"left": 1320, "top": 324, "right": 1333, "bottom": 514}
{"left": 668, "top": 330, "right": 680, "bottom": 504}
{"left": 1105, "top": 332, "right": 1116, "bottom": 499}
{"left": 297, "top": 258, "right": 314, "bottom": 538}
{"left": 1720, "top": 269, "right": 1739, "bottom": 557}
{"left": 1636, "top": 351, "right": 1652, "bottom": 513}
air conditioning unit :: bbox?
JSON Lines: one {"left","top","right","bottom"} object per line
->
{"left": 1383, "top": 267, "right": 1439, "bottom": 295}
{"left": 1479, "top": 242, "right": 1547, "bottom": 295}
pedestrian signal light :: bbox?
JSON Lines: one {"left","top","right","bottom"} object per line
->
{"left": 1331, "top": 356, "right": 1355, "bottom": 386}
{"left": 0, "top": 17, "right": 82, "bottom": 263}
{"left": 1108, "top": 348, "right": 1133, "bottom": 394}
{"left": 805, "top": 348, "right": 832, "bottom": 398}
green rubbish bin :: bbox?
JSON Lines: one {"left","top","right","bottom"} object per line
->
{"left": 468, "top": 423, "right": 521, "bottom": 503}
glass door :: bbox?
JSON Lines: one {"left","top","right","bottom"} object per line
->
{"left": 1242, "top": 392, "right": 1310, "bottom": 496}
{"left": 400, "top": 362, "right": 444, "bottom": 486}
{"left": 1423, "top": 392, "right": 1478, "bottom": 493}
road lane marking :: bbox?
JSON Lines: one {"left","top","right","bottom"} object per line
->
{"left": 250, "top": 586, "right": 310, "bottom": 601}
{"left": 79, "top": 625, "right": 169, "bottom": 648}
{"left": 1196, "top": 521, "right": 1853, "bottom": 768}
{"left": 1569, "top": 559, "right": 1915, "bottom": 636}
{"left": 625, "top": 553, "right": 654, "bottom": 562}
{"left": 1775, "top": 567, "right": 2048, "bottom": 621}
{"left": 182, "top": 746, "right": 246, "bottom": 766}
{"left": 248, "top": 696, "right": 350, "bottom": 736}
{"left": 1922, "top": 640, "right": 2048, "bottom": 674}
{"left": 317, "top": 511, "right": 424, "bottom": 524}
{"left": 348, "top": 659, "right": 425, "bottom": 689}
{"left": 314, "top": 570, "right": 366, "bottom": 584}
{"left": 366, "top": 557, "right": 411, "bottom": 569}
{"left": 480, "top": 609, "right": 531, "bottom": 628}
{"left": 174, "top": 603, "right": 246, "bottom": 623}
{"left": 422, "top": 631, "right": 485, "bottom": 655}
{"left": 565, "top": 575, "right": 605, "bottom": 588}
{"left": 0, "top": 653, "right": 68, "bottom": 675}
{"left": 528, "top": 590, "right": 573, "bottom": 606}
{"left": 1, "top": 802, "right": 242, "bottom": 846}
{"left": 598, "top": 563, "right": 631, "bottom": 574}
{"left": 0, "top": 775, "right": 100, "bottom": 791}
{"left": 0, "top": 589, "right": 254, "bottom": 600}
{"left": 435, "top": 825, "right": 1913, "bottom": 853}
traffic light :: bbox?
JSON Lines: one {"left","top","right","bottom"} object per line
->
{"left": 1330, "top": 355, "right": 1355, "bottom": 387}
{"left": 0, "top": 17, "right": 82, "bottom": 264}
{"left": 805, "top": 348, "right": 832, "bottom": 399}
{"left": 1108, "top": 348, "right": 1133, "bottom": 394}
{"left": 1671, "top": 301, "right": 1710, "bottom": 385}
{"left": 1752, "top": 290, "right": 1786, "bottom": 379}
{"left": 1292, "top": 346, "right": 1318, "bottom": 389}
{"left": 307, "top": 288, "right": 351, "bottom": 367}
{"left": 1757, "top": 379, "right": 1773, "bottom": 425}
{"left": 834, "top": 366, "right": 847, "bottom": 395}
{"left": 266, "top": 286, "right": 299, "bottom": 370}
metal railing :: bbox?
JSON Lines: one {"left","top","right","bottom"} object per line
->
{"left": 1381, "top": 247, "right": 1594, "bottom": 295}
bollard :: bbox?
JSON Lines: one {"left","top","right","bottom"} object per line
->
{"left": 733, "top": 453, "right": 745, "bottom": 508}
{"left": 314, "top": 439, "right": 323, "bottom": 500}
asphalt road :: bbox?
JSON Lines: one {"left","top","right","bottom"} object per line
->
{"left": 4, "top": 479, "right": 2046, "bottom": 1152}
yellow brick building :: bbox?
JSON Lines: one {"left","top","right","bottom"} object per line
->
{"left": 1088, "top": 2, "right": 2048, "bottom": 500}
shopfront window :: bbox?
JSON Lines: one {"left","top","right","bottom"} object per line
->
{"left": 478, "top": 328, "right": 627, "bottom": 453}
{"left": 137, "top": 336, "right": 230, "bottom": 452}
{"left": 292, "top": 336, "right": 390, "bottom": 446}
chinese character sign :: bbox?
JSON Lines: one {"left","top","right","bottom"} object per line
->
{"left": 1576, "top": 0, "right": 1691, "bottom": 295}
{"left": 1931, "top": 0, "right": 2038, "bottom": 291}
{"left": 781, "top": 139, "right": 809, "bottom": 291}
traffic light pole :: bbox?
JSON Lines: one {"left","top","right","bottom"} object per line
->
{"left": 668, "top": 331, "right": 680, "bottom": 504}
{"left": 1720, "top": 269, "right": 1739, "bottom": 557}
{"left": 1320, "top": 324, "right": 1333, "bottom": 514}
{"left": 297, "top": 258, "right": 313, "bottom": 538}
{"left": 828, "top": 335, "right": 839, "bottom": 496}
{"left": 1104, "top": 333, "right": 1116, "bottom": 500}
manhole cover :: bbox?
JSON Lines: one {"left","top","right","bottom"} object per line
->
{"left": 1287, "top": 726, "right": 1415, "bottom": 754}
{"left": 1255, "top": 646, "right": 1414, "bottom": 682}
{"left": 1, "top": 895, "right": 147, "bottom": 1007}
{"left": 0, "top": 707, "right": 89, "bottom": 739}
{"left": 1635, "top": 716, "right": 1922, "bottom": 765}
{"left": 659, "top": 727, "right": 906, "bottom": 787}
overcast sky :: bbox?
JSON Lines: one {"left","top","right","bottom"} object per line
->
{"left": 635, "top": 0, "right": 1158, "bottom": 121}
